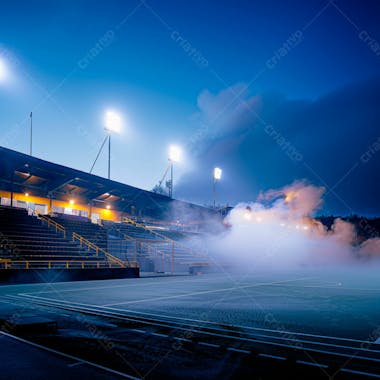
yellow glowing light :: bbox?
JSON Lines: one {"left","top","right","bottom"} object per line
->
{"left": 106, "top": 205, "right": 111, "bottom": 210}
{"left": 285, "top": 192, "right": 295, "bottom": 203}
{"left": 69, "top": 199, "right": 74, "bottom": 205}
{"left": 24, "top": 192, "right": 29, "bottom": 197}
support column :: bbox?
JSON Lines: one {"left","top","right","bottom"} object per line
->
{"left": 171, "top": 241, "right": 175, "bottom": 275}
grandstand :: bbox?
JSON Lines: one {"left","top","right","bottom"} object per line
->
{"left": 0, "top": 146, "right": 220, "bottom": 282}
{"left": 0, "top": 205, "right": 137, "bottom": 283}
{"left": 103, "top": 217, "right": 211, "bottom": 272}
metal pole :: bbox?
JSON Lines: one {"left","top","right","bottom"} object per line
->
{"left": 108, "top": 134, "right": 111, "bottom": 179}
{"left": 171, "top": 241, "right": 174, "bottom": 275}
{"left": 213, "top": 178, "right": 216, "bottom": 208}
{"left": 10, "top": 171, "right": 14, "bottom": 207}
{"left": 170, "top": 161, "right": 173, "bottom": 198}
{"left": 30, "top": 112, "right": 33, "bottom": 156}
{"left": 89, "top": 134, "right": 108, "bottom": 174}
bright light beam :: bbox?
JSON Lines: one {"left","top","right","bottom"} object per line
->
{"left": 104, "top": 110, "right": 122, "bottom": 134}
{"left": 0, "top": 59, "right": 8, "bottom": 82}
{"left": 214, "top": 167, "right": 222, "bottom": 181}
{"left": 169, "top": 145, "right": 182, "bottom": 163}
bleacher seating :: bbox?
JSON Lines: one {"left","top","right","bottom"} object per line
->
{"left": 104, "top": 220, "right": 210, "bottom": 272}
{"left": 0, "top": 207, "right": 106, "bottom": 266}
{"left": 49, "top": 214, "right": 108, "bottom": 249}
{"left": 0, "top": 208, "right": 210, "bottom": 273}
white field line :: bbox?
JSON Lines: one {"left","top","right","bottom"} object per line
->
{"left": 8, "top": 296, "right": 379, "bottom": 352}
{"left": 11, "top": 292, "right": 379, "bottom": 347}
{"left": 13, "top": 274, "right": 257, "bottom": 295}
{"left": 101, "top": 277, "right": 315, "bottom": 306}
{"left": 6, "top": 295, "right": 380, "bottom": 361}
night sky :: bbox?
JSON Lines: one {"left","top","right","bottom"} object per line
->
{"left": 0, "top": 0, "right": 379, "bottom": 215}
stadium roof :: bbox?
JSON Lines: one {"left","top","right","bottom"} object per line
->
{"left": 0, "top": 146, "right": 211, "bottom": 220}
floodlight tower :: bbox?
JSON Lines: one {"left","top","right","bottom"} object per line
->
{"left": 168, "top": 145, "right": 181, "bottom": 198}
{"left": 0, "top": 59, "right": 8, "bottom": 83}
{"left": 104, "top": 111, "right": 121, "bottom": 179}
{"left": 90, "top": 110, "right": 122, "bottom": 179}
{"left": 213, "top": 167, "right": 222, "bottom": 208}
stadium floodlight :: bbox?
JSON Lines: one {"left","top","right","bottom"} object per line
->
{"left": 104, "top": 110, "right": 122, "bottom": 134}
{"left": 89, "top": 110, "right": 122, "bottom": 180}
{"left": 213, "top": 167, "right": 222, "bottom": 181}
{"left": 168, "top": 145, "right": 181, "bottom": 163}
{"left": 213, "top": 167, "right": 222, "bottom": 208}
{"left": 167, "top": 145, "right": 182, "bottom": 198}
{"left": 0, "top": 59, "right": 7, "bottom": 82}
{"left": 90, "top": 110, "right": 122, "bottom": 178}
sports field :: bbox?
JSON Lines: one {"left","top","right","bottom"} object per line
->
{"left": 2, "top": 267, "right": 380, "bottom": 341}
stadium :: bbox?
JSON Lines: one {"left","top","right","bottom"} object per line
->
{"left": 1, "top": 144, "right": 380, "bottom": 379}
{"left": 0, "top": 145, "right": 219, "bottom": 282}
{"left": 1, "top": 1, "right": 380, "bottom": 379}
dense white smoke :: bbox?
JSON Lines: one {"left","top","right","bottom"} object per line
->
{"left": 208, "top": 181, "right": 380, "bottom": 269}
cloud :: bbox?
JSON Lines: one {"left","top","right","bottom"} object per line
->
{"left": 196, "top": 83, "right": 261, "bottom": 137}
{"left": 177, "top": 79, "right": 380, "bottom": 215}
{"left": 187, "top": 83, "right": 261, "bottom": 157}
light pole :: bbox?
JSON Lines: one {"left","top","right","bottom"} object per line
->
{"left": 89, "top": 110, "right": 122, "bottom": 179}
{"left": 108, "top": 131, "right": 111, "bottom": 179}
{"left": 170, "top": 160, "right": 173, "bottom": 198}
{"left": 168, "top": 145, "right": 181, "bottom": 198}
{"left": 29, "top": 112, "right": 33, "bottom": 156}
{"left": 104, "top": 111, "right": 121, "bottom": 180}
{"left": 213, "top": 167, "right": 222, "bottom": 208}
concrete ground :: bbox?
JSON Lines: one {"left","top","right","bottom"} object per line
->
{"left": 0, "top": 332, "right": 129, "bottom": 379}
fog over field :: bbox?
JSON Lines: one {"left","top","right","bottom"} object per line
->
{"left": 207, "top": 181, "right": 380, "bottom": 270}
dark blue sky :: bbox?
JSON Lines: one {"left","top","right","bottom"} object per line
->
{"left": 0, "top": 0, "right": 379, "bottom": 214}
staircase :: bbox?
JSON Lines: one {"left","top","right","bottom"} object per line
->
{"left": 49, "top": 215, "right": 107, "bottom": 249}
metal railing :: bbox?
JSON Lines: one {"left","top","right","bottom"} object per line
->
{"left": 111, "top": 221, "right": 214, "bottom": 274}
{"left": 39, "top": 215, "right": 66, "bottom": 238}
{"left": 111, "top": 227, "right": 174, "bottom": 273}
{"left": 0, "top": 259, "right": 134, "bottom": 270}
{"left": 123, "top": 217, "right": 173, "bottom": 242}
{"left": 38, "top": 215, "right": 136, "bottom": 268}
{"left": 72, "top": 232, "right": 132, "bottom": 268}
{"left": 122, "top": 217, "right": 208, "bottom": 261}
